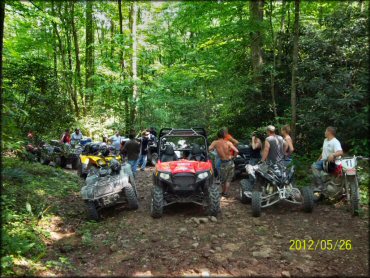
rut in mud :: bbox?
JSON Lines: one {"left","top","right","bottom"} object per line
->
{"left": 39, "top": 167, "right": 368, "bottom": 277}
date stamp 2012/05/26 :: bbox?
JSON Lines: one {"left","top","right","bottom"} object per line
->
{"left": 289, "top": 239, "right": 352, "bottom": 251}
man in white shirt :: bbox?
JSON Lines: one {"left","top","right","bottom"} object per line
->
{"left": 71, "top": 128, "right": 83, "bottom": 144}
{"left": 110, "top": 131, "right": 123, "bottom": 152}
{"left": 312, "top": 126, "right": 343, "bottom": 185}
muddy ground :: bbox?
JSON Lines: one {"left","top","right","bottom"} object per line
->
{"left": 38, "top": 166, "right": 368, "bottom": 277}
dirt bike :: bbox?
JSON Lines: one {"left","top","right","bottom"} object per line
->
{"left": 312, "top": 156, "right": 368, "bottom": 216}
{"left": 241, "top": 161, "right": 314, "bottom": 217}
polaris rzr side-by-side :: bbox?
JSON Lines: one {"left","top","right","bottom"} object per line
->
{"left": 150, "top": 128, "right": 220, "bottom": 218}
{"left": 80, "top": 156, "right": 138, "bottom": 220}
{"left": 240, "top": 161, "right": 314, "bottom": 217}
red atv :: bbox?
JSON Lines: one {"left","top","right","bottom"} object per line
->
{"left": 150, "top": 128, "right": 220, "bottom": 218}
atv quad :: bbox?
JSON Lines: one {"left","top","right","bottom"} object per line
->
{"left": 80, "top": 157, "right": 138, "bottom": 221}
{"left": 77, "top": 142, "right": 122, "bottom": 179}
{"left": 39, "top": 140, "right": 83, "bottom": 169}
{"left": 150, "top": 128, "right": 220, "bottom": 218}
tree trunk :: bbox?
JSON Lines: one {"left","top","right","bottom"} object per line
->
{"left": 55, "top": 2, "right": 73, "bottom": 112}
{"left": 85, "top": 1, "right": 94, "bottom": 107}
{"left": 290, "top": 0, "right": 300, "bottom": 140}
{"left": 249, "top": 0, "right": 264, "bottom": 95}
{"left": 276, "top": 0, "right": 286, "bottom": 67}
{"left": 130, "top": 2, "right": 139, "bottom": 126}
{"left": 71, "top": 1, "right": 85, "bottom": 115}
{"left": 64, "top": 3, "right": 79, "bottom": 117}
{"left": 0, "top": 0, "right": 5, "bottom": 95}
{"left": 269, "top": 0, "right": 278, "bottom": 119}
{"left": 118, "top": 0, "right": 130, "bottom": 134}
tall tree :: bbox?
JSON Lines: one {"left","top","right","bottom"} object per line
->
{"left": 249, "top": 0, "right": 264, "bottom": 94}
{"left": 71, "top": 1, "right": 85, "bottom": 115}
{"left": 290, "top": 0, "right": 300, "bottom": 139}
{"left": 130, "top": 2, "right": 139, "bottom": 128}
{"left": 0, "top": 0, "right": 5, "bottom": 97}
{"left": 268, "top": 0, "right": 278, "bottom": 119}
{"left": 85, "top": 1, "right": 94, "bottom": 108}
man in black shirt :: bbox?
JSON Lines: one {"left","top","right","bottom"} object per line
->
{"left": 123, "top": 133, "right": 140, "bottom": 175}
{"left": 137, "top": 131, "right": 150, "bottom": 171}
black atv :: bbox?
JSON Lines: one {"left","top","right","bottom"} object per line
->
{"left": 39, "top": 140, "right": 82, "bottom": 169}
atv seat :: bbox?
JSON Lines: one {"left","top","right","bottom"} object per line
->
{"left": 161, "top": 144, "right": 178, "bottom": 162}
{"left": 188, "top": 144, "right": 205, "bottom": 161}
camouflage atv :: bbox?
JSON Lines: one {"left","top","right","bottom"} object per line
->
{"left": 81, "top": 158, "right": 139, "bottom": 221}
{"left": 39, "top": 140, "right": 83, "bottom": 169}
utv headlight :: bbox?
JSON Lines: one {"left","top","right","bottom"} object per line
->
{"left": 159, "top": 173, "right": 171, "bottom": 180}
{"left": 197, "top": 172, "right": 209, "bottom": 180}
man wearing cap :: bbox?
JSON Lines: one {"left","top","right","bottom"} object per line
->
{"left": 261, "top": 125, "right": 287, "bottom": 163}
{"left": 71, "top": 128, "right": 83, "bottom": 144}
{"left": 137, "top": 130, "right": 150, "bottom": 171}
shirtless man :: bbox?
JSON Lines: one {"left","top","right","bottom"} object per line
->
{"left": 209, "top": 129, "right": 239, "bottom": 198}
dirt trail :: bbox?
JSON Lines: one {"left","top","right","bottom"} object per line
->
{"left": 40, "top": 167, "right": 369, "bottom": 277}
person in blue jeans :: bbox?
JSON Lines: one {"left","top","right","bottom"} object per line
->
{"left": 123, "top": 133, "right": 140, "bottom": 175}
{"left": 311, "top": 126, "right": 343, "bottom": 189}
{"left": 137, "top": 131, "right": 150, "bottom": 171}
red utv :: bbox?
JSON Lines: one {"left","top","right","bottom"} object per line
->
{"left": 150, "top": 128, "right": 220, "bottom": 218}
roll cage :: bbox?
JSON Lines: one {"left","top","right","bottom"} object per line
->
{"left": 158, "top": 128, "right": 209, "bottom": 161}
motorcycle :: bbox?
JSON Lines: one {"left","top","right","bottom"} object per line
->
{"left": 312, "top": 156, "right": 368, "bottom": 216}
{"left": 241, "top": 161, "right": 314, "bottom": 217}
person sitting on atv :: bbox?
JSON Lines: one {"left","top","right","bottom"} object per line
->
{"left": 311, "top": 126, "right": 343, "bottom": 189}
{"left": 71, "top": 128, "right": 83, "bottom": 145}
{"left": 250, "top": 131, "right": 262, "bottom": 165}
{"left": 261, "top": 125, "right": 287, "bottom": 164}
{"left": 209, "top": 129, "right": 239, "bottom": 198}
{"left": 60, "top": 129, "right": 71, "bottom": 144}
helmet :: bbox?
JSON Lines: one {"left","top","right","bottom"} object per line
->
{"left": 110, "top": 159, "right": 121, "bottom": 173}
{"left": 99, "top": 144, "right": 109, "bottom": 157}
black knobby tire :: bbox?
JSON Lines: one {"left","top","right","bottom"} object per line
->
{"left": 348, "top": 177, "right": 360, "bottom": 216}
{"left": 87, "top": 201, "right": 101, "bottom": 221}
{"left": 77, "top": 160, "right": 87, "bottom": 179}
{"left": 124, "top": 185, "right": 139, "bottom": 210}
{"left": 40, "top": 156, "right": 50, "bottom": 165}
{"left": 129, "top": 175, "right": 139, "bottom": 199}
{"left": 207, "top": 184, "right": 220, "bottom": 216}
{"left": 60, "top": 156, "right": 67, "bottom": 168}
{"left": 240, "top": 179, "right": 253, "bottom": 204}
{"left": 150, "top": 152, "right": 159, "bottom": 166}
{"left": 71, "top": 157, "right": 80, "bottom": 170}
{"left": 302, "top": 186, "right": 314, "bottom": 213}
{"left": 251, "top": 191, "right": 262, "bottom": 217}
{"left": 151, "top": 186, "right": 164, "bottom": 218}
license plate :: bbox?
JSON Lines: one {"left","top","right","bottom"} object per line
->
{"left": 346, "top": 168, "right": 356, "bottom": 175}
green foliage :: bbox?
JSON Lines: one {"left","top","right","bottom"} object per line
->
{"left": 1, "top": 158, "right": 81, "bottom": 275}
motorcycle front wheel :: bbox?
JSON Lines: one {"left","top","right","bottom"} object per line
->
{"left": 347, "top": 176, "right": 360, "bottom": 216}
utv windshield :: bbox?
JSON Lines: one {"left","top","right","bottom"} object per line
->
{"left": 159, "top": 136, "right": 208, "bottom": 162}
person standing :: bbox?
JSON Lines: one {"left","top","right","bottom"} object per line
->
{"left": 250, "top": 131, "right": 262, "bottom": 165}
{"left": 261, "top": 125, "right": 286, "bottom": 163}
{"left": 214, "top": 127, "right": 239, "bottom": 177}
{"left": 137, "top": 131, "right": 150, "bottom": 171}
{"left": 110, "top": 131, "right": 123, "bottom": 152}
{"left": 209, "top": 129, "right": 239, "bottom": 198}
{"left": 60, "top": 129, "right": 71, "bottom": 144}
{"left": 281, "top": 125, "right": 294, "bottom": 165}
{"left": 71, "top": 128, "right": 83, "bottom": 144}
{"left": 123, "top": 133, "right": 140, "bottom": 175}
